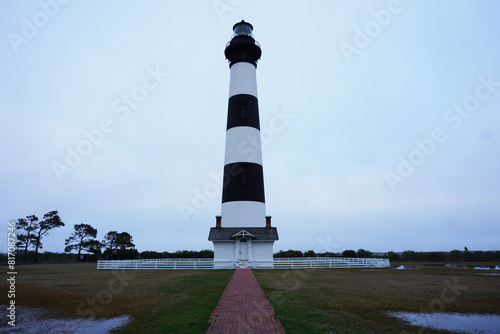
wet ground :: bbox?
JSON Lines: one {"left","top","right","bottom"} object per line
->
{"left": 1, "top": 305, "right": 131, "bottom": 333}
{"left": 445, "top": 264, "right": 500, "bottom": 270}
{"left": 392, "top": 264, "right": 500, "bottom": 270}
{"left": 388, "top": 312, "right": 500, "bottom": 333}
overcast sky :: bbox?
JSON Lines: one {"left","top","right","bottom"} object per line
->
{"left": 1, "top": 1, "right": 500, "bottom": 254}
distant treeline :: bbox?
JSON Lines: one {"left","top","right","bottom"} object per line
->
{"left": 140, "top": 250, "right": 215, "bottom": 259}
{"left": 0, "top": 251, "right": 99, "bottom": 264}
{"left": 3, "top": 248, "right": 500, "bottom": 264}
{"left": 0, "top": 249, "right": 215, "bottom": 264}
{"left": 274, "top": 249, "right": 381, "bottom": 259}
{"left": 273, "top": 249, "right": 500, "bottom": 262}
{"left": 392, "top": 249, "right": 500, "bottom": 262}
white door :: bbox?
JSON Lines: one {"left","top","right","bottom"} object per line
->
{"left": 239, "top": 240, "right": 248, "bottom": 260}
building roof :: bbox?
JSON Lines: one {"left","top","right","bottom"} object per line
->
{"left": 208, "top": 227, "right": 279, "bottom": 241}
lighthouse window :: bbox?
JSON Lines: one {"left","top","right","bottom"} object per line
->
{"left": 234, "top": 24, "right": 252, "bottom": 37}
{"left": 241, "top": 166, "right": 247, "bottom": 184}
{"left": 241, "top": 103, "right": 247, "bottom": 119}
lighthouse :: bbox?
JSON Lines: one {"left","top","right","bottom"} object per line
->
{"left": 208, "top": 21, "right": 278, "bottom": 268}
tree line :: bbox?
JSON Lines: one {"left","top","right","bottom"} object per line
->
{"left": 15, "top": 210, "right": 138, "bottom": 262}
{"left": 392, "top": 249, "right": 500, "bottom": 262}
{"left": 274, "top": 249, "right": 380, "bottom": 258}
{"left": 12, "top": 211, "right": 500, "bottom": 263}
{"left": 274, "top": 248, "right": 500, "bottom": 262}
{"left": 12, "top": 210, "right": 214, "bottom": 263}
{"left": 140, "top": 250, "right": 214, "bottom": 259}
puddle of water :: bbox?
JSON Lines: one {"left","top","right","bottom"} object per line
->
{"left": 0, "top": 305, "right": 131, "bottom": 333}
{"left": 392, "top": 265, "right": 420, "bottom": 269}
{"left": 446, "top": 264, "right": 500, "bottom": 270}
{"left": 390, "top": 264, "right": 500, "bottom": 270}
{"left": 388, "top": 312, "right": 500, "bottom": 333}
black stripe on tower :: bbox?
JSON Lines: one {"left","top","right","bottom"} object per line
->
{"left": 224, "top": 36, "right": 261, "bottom": 68}
{"left": 227, "top": 94, "right": 260, "bottom": 130}
{"left": 221, "top": 162, "right": 265, "bottom": 203}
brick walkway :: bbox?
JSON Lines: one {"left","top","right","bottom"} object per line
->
{"left": 207, "top": 269, "right": 286, "bottom": 334}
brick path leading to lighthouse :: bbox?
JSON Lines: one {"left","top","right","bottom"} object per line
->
{"left": 207, "top": 269, "right": 286, "bottom": 334}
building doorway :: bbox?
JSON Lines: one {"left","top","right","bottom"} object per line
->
{"left": 239, "top": 238, "right": 248, "bottom": 260}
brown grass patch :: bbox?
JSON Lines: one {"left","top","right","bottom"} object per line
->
{"left": 254, "top": 265, "right": 500, "bottom": 333}
{"left": 1, "top": 263, "right": 233, "bottom": 333}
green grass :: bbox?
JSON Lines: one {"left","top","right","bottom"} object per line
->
{"left": 2, "top": 263, "right": 500, "bottom": 333}
{"left": 0, "top": 263, "right": 233, "bottom": 333}
{"left": 254, "top": 265, "right": 500, "bottom": 333}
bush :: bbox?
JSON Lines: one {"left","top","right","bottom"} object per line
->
{"left": 274, "top": 250, "right": 304, "bottom": 258}
{"left": 342, "top": 250, "right": 357, "bottom": 258}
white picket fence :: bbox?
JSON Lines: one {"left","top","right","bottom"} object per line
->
{"left": 97, "top": 257, "right": 390, "bottom": 270}
{"left": 273, "top": 257, "right": 390, "bottom": 269}
{"left": 97, "top": 259, "right": 219, "bottom": 270}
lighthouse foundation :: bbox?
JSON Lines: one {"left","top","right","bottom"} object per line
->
{"left": 209, "top": 226, "right": 278, "bottom": 268}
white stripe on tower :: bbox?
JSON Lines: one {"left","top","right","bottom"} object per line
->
{"left": 221, "top": 21, "right": 266, "bottom": 228}
{"left": 224, "top": 127, "right": 263, "bottom": 165}
{"left": 229, "top": 62, "right": 258, "bottom": 98}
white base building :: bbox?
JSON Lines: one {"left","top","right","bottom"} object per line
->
{"left": 209, "top": 220, "right": 278, "bottom": 268}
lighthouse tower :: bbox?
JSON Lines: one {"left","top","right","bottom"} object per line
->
{"left": 208, "top": 21, "right": 278, "bottom": 268}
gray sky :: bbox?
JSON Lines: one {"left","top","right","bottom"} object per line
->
{"left": 1, "top": 1, "right": 500, "bottom": 254}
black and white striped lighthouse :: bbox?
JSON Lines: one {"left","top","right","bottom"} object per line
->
{"left": 209, "top": 21, "right": 278, "bottom": 267}
{"left": 221, "top": 20, "right": 265, "bottom": 227}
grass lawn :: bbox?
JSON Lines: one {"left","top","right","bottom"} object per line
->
{"left": 0, "top": 263, "right": 233, "bottom": 333}
{"left": 2, "top": 263, "right": 500, "bottom": 333}
{"left": 254, "top": 265, "right": 500, "bottom": 333}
